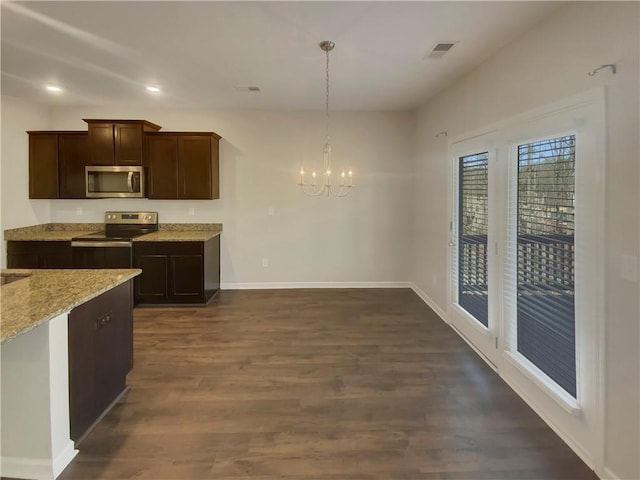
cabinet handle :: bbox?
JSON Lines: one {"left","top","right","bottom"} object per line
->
{"left": 97, "top": 314, "right": 111, "bottom": 329}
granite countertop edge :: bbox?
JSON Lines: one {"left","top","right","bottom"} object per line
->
{"left": 4, "top": 223, "right": 222, "bottom": 242}
{"left": 0, "top": 269, "right": 141, "bottom": 344}
{"left": 134, "top": 229, "right": 221, "bottom": 242}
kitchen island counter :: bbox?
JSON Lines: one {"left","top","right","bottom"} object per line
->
{"left": 0, "top": 268, "right": 140, "bottom": 343}
{"left": 1, "top": 268, "right": 140, "bottom": 479}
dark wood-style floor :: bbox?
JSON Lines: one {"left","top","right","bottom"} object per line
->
{"left": 57, "top": 289, "right": 598, "bottom": 480}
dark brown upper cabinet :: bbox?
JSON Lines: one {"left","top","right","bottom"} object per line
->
{"left": 145, "top": 132, "right": 220, "bottom": 200}
{"left": 28, "top": 131, "right": 89, "bottom": 199}
{"left": 28, "top": 133, "right": 59, "bottom": 198}
{"left": 84, "top": 119, "right": 161, "bottom": 166}
{"left": 59, "top": 133, "right": 90, "bottom": 198}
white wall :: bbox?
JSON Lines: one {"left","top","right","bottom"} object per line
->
{"left": 45, "top": 107, "right": 414, "bottom": 286}
{"left": 1, "top": 96, "right": 52, "bottom": 266}
{"left": 2, "top": 2, "right": 637, "bottom": 476}
{"left": 411, "top": 2, "right": 639, "bottom": 478}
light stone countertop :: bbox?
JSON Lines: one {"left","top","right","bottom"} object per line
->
{"left": 0, "top": 268, "right": 141, "bottom": 344}
{"left": 135, "top": 229, "right": 221, "bottom": 242}
{"left": 4, "top": 223, "right": 102, "bottom": 241}
{"left": 4, "top": 223, "right": 222, "bottom": 242}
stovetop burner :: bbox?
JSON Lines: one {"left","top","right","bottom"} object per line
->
{"left": 72, "top": 211, "right": 158, "bottom": 244}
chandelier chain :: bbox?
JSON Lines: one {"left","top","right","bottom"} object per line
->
{"left": 325, "top": 46, "right": 330, "bottom": 142}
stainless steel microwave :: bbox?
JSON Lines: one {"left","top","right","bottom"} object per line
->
{"left": 86, "top": 166, "right": 145, "bottom": 198}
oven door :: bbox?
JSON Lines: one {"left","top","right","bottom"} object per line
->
{"left": 71, "top": 242, "right": 132, "bottom": 268}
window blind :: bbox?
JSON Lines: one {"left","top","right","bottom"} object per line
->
{"left": 516, "top": 135, "right": 576, "bottom": 397}
{"left": 458, "top": 152, "right": 489, "bottom": 327}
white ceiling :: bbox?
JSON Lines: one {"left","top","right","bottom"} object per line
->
{"left": 1, "top": 1, "right": 561, "bottom": 111}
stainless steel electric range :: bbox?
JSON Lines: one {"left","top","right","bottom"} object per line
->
{"left": 71, "top": 211, "right": 158, "bottom": 268}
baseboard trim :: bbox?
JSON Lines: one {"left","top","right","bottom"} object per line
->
{"left": 220, "top": 281, "right": 413, "bottom": 290}
{"left": 219, "top": 282, "right": 449, "bottom": 322}
{"left": 407, "top": 282, "right": 603, "bottom": 479}
{"left": 1, "top": 442, "right": 77, "bottom": 480}
{"left": 408, "top": 282, "right": 448, "bottom": 322}
{"left": 52, "top": 441, "right": 78, "bottom": 478}
{"left": 500, "top": 373, "right": 595, "bottom": 473}
{"left": 449, "top": 323, "right": 498, "bottom": 372}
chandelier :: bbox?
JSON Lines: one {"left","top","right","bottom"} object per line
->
{"left": 298, "top": 40, "right": 354, "bottom": 197}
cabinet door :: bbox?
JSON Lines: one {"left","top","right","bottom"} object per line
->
{"left": 59, "top": 134, "right": 89, "bottom": 198}
{"left": 146, "top": 135, "right": 179, "bottom": 199}
{"left": 7, "top": 241, "right": 73, "bottom": 268}
{"left": 94, "top": 308, "right": 122, "bottom": 414}
{"left": 178, "top": 136, "right": 212, "bottom": 199}
{"left": 68, "top": 281, "right": 133, "bottom": 442}
{"left": 68, "top": 302, "right": 96, "bottom": 441}
{"left": 7, "top": 252, "right": 39, "bottom": 268}
{"left": 29, "top": 134, "right": 59, "bottom": 198}
{"left": 87, "top": 123, "right": 115, "bottom": 165}
{"left": 114, "top": 123, "right": 143, "bottom": 166}
{"left": 7, "top": 242, "right": 40, "bottom": 268}
{"left": 135, "top": 254, "right": 170, "bottom": 300}
{"left": 170, "top": 254, "right": 204, "bottom": 299}
{"left": 39, "top": 242, "right": 74, "bottom": 268}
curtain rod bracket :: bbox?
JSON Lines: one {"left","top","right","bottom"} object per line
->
{"left": 588, "top": 64, "right": 616, "bottom": 76}
{"left": 435, "top": 131, "right": 448, "bottom": 138}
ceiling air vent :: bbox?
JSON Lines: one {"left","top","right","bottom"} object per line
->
{"left": 235, "top": 86, "right": 261, "bottom": 92}
{"left": 425, "top": 42, "right": 458, "bottom": 59}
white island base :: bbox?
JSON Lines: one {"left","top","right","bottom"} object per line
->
{"left": 1, "top": 312, "right": 78, "bottom": 480}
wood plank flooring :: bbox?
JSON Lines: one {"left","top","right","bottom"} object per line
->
{"left": 57, "top": 289, "right": 598, "bottom": 479}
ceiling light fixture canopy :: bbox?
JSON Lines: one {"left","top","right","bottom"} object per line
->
{"left": 146, "top": 85, "right": 161, "bottom": 93}
{"left": 45, "top": 85, "right": 63, "bottom": 93}
{"left": 298, "top": 40, "right": 354, "bottom": 197}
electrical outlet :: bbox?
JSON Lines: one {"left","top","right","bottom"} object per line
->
{"left": 76, "top": 207, "right": 83, "bottom": 216}
{"left": 188, "top": 207, "right": 195, "bottom": 216}
{"left": 268, "top": 207, "right": 274, "bottom": 216}
{"left": 262, "top": 258, "right": 269, "bottom": 268}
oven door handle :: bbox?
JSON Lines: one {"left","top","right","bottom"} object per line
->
{"left": 71, "top": 241, "right": 132, "bottom": 247}
{"left": 127, "top": 171, "right": 134, "bottom": 193}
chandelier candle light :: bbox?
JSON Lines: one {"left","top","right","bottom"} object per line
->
{"left": 299, "top": 41, "right": 354, "bottom": 197}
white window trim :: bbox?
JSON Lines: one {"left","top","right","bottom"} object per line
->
{"left": 503, "top": 351, "right": 581, "bottom": 415}
{"left": 447, "top": 87, "right": 606, "bottom": 475}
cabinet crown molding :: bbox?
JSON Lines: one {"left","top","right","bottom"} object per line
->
{"left": 83, "top": 119, "right": 162, "bottom": 131}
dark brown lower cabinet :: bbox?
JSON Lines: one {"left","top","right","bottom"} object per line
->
{"left": 7, "top": 241, "right": 73, "bottom": 268}
{"left": 68, "top": 281, "right": 133, "bottom": 442}
{"left": 133, "top": 236, "right": 220, "bottom": 305}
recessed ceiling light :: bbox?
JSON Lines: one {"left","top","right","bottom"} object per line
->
{"left": 45, "top": 85, "right": 63, "bottom": 93}
{"left": 146, "top": 85, "right": 161, "bottom": 93}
